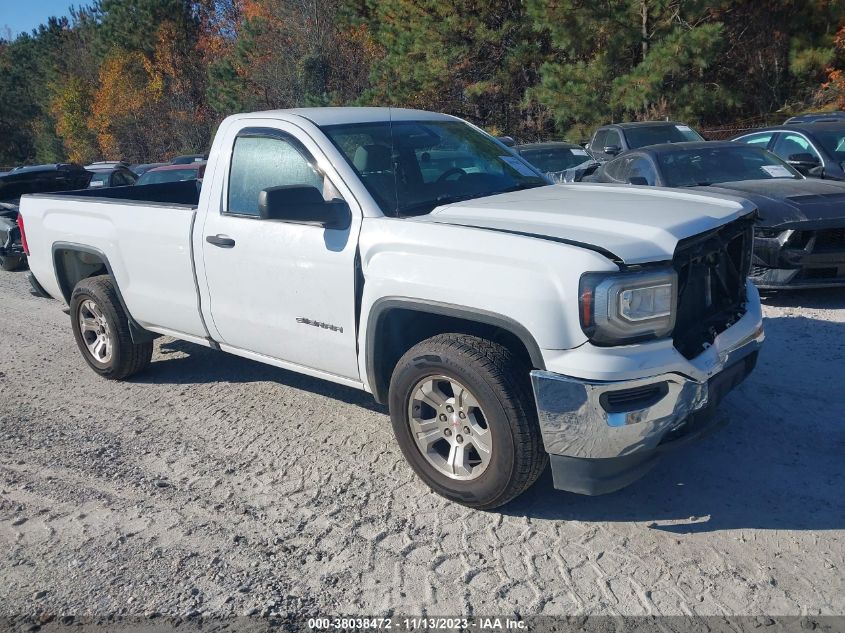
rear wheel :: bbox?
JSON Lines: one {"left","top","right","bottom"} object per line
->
{"left": 0, "top": 255, "right": 24, "bottom": 271}
{"left": 70, "top": 276, "right": 152, "bottom": 380}
{"left": 389, "top": 333, "right": 546, "bottom": 509}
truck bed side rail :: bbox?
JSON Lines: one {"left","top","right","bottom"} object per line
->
{"left": 29, "top": 180, "right": 201, "bottom": 208}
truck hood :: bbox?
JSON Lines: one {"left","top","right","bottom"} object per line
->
{"left": 694, "top": 179, "right": 845, "bottom": 230}
{"left": 412, "top": 183, "right": 754, "bottom": 264}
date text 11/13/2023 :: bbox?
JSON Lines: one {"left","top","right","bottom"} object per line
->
{"left": 307, "top": 617, "right": 527, "bottom": 630}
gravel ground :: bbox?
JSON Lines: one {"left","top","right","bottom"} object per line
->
{"left": 0, "top": 269, "right": 843, "bottom": 620}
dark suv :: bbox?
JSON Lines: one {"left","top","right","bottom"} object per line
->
{"left": 732, "top": 122, "right": 845, "bottom": 181}
{"left": 85, "top": 162, "right": 138, "bottom": 188}
{"left": 586, "top": 121, "right": 704, "bottom": 162}
{"left": 784, "top": 111, "right": 845, "bottom": 124}
{"left": 1, "top": 163, "right": 92, "bottom": 271}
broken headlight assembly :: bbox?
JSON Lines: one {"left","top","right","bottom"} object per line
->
{"left": 754, "top": 227, "right": 783, "bottom": 239}
{"left": 579, "top": 268, "right": 677, "bottom": 345}
{"left": 754, "top": 226, "right": 804, "bottom": 248}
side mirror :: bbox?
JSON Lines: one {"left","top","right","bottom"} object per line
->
{"left": 603, "top": 145, "right": 622, "bottom": 156}
{"left": 627, "top": 176, "right": 649, "bottom": 186}
{"left": 808, "top": 165, "right": 826, "bottom": 178}
{"left": 788, "top": 152, "right": 820, "bottom": 166}
{"left": 258, "top": 185, "right": 351, "bottom": 230}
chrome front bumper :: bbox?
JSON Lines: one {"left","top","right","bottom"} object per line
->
{"left": 531, "top": 302, "right": 765, "bottom": 494}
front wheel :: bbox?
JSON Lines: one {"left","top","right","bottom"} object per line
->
{"left": 70, "top": 276, "right": 153, "bottom": 380}
{"left": 388, "top": 333, "right": 547, "bottom": 509}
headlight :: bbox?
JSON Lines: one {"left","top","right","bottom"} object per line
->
{"left": 754, "top": 227, "right": 783, "bottom": 239}
{"left": 754, "top": 226, "right": 799, "bottom": 246}
{"left": 579, "top": 268, "right": 677, "bottom": 345}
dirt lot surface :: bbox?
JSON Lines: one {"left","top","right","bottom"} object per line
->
{"left": 0, "top": 270, "right": 843, "bottom": 620}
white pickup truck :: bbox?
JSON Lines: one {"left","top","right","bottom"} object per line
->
{"left": 20, "top": 108, "right": 764, "bottom": 509}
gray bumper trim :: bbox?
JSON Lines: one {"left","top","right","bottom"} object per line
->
{"left": 531, "top": 318, "right": 764, "bottom": 464}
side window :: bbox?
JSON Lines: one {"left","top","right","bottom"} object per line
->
{"left": 602, "top": 156, "right": 629, "bottom": 183}
{"left": 591, "top": 129, "right": 608, "bottom": 151}
{"left": 626, "top": 155, "right": 657, "bottom": 185}
{"left": 736, "top": 132, "right": 773, "bottom": 147}
{"left": 114, "top": 170, "right": 134, "bottom": 186}
{"left": 604, "top": 130, "right": 622, "bottom": 149}
{"left": 771, "top": 133, "right": 821, "bottom": 162}
{"left": 228, "top": 133, "right": 324, "bottom": 217}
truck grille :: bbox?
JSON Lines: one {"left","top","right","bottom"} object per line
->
{"left": 815, "top": 228, "right": 845, "bottom": 249}
{"left": 672, "top": 216, "right": 754, "bottom": 359}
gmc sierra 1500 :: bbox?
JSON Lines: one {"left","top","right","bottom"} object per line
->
{"left": 19, "top": 108, "right": 764, "bottom": 508}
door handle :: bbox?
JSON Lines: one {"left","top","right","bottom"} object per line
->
{"left": 206, "top": 234, "right": 236, "bottom": 248}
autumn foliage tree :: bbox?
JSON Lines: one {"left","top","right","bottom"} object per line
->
{"left": 2, "top": 0, "right": 845, "bottom": 165}
{"left": 815, "top": 24, "right": 845, "bottom": 109}
{"left": 50, "top": 77, "right": 100, "bottom": 164}
{"left": 204, "top": 0, "right": 376, "bottom": 115}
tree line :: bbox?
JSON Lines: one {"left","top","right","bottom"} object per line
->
{"left": 1, "top": 0, "right": 844, "bottom": 166}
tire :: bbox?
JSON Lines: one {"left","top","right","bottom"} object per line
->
{"left": 69, "top": 275, "right": 153, "bottom": 380}
{"left": 0, "top": 255, "right": 24, "bottom": 271}
{"left": 389, "top": 333, "right": 547, "bottom": 509}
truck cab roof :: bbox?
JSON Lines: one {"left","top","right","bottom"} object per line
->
{"left": 227, "top": 107, "right": 457, "bottom": 127}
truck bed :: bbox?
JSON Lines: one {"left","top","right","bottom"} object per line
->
{"left": 43, "top": 180, "right": 201, "bottom": 208}
{"left": 22, "top": 179, "right": 207, "bottom": 338}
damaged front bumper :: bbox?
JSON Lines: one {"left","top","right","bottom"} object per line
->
{"left": 530, "top": 291, "right": 765, "bottom": 495}
{"left": 752, "top": 225, "right": 845, "bottom": 289}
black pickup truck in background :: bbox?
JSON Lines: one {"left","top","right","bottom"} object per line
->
{"left": 0, "top": 164, "right": 92, "bottom": 271}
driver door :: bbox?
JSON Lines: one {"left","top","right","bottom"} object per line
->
{"left": 198, "top": 121, "right": 362, "bottom": 381}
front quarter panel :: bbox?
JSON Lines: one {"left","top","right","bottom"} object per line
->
{"left": 356, "top": 216, "right": 619, "bottom": 389}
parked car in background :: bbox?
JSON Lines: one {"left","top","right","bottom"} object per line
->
{"left": 19, "top": 107, "right": 764, "bottom": 508}
{"left": 131, "top": 162, "right": 168, "bottom": 176}
{"left": 170, "top": 154, "right": 207, "bottom": 165}
{"left": 732, "top": 122, "right": 845, "bottom": 181}
{"left": 85, "top": 162, "right": 138, "bottom": 189}
{"left": 515, "top": 142, "right": 594, "bottom": 182}
{"left": 586, "top": 121, "right": 704, "bottom": 162}
{"left": 135, "top": 162, "right": 206, "bottom": 186}
{"left": 784, "top": 111, "right": 845, "bottom": 124}
{"left": 586, "top": 141, "right": 845, "bottom": 289}
{"left": 0, "top": 164, "right": 92, "bottom": 271}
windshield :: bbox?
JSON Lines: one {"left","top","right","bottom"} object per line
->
{"left": 814, "top": 129, "right": 845, "bottom": 162}
{"left": 518, "top": 146, "right": 593, "bottom": 173}
{"left": 321, "top": 120, "right": 548, "bottom": 216}
{"left": 658, "top": 146, "right": 802, "bottom": 187}
{"left": 625, "top": 124, "right": 704, "bottom": 149}
{"left": 137, "top": 168, "right": 199, "bottom": 185}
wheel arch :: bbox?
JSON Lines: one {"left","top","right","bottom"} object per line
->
{"left": 52, "top": 242, "right": 157, "bottom": 343}
{"left": 365, "top": 297, "right": 545, "bottom": 404}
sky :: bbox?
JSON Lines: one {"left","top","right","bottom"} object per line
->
{"left": 0, "top": 1, "right": 89, "bottom": 38}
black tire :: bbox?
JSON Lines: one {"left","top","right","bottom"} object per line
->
{"left": 389, "top": 333, "right": 547, "bottom": 509}
{"left": 0, "top": 255, "right": 24, "bottom": 271}
{"left": 70, "top": 275, "right": 153, "bottom": 380}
